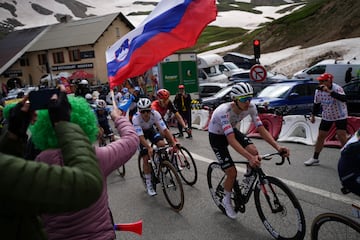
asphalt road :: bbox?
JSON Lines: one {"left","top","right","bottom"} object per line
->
{"left": 107, "top": 127, "right": 360, "bottom": 240}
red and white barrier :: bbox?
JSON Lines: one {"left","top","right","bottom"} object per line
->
{"left": 246, "top": 114, "right": 283, "bottom": 140}
{"left": 324, "top": 116, "right": 360, "bottom": 147}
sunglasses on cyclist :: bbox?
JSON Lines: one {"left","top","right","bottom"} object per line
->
{"left": 140, "top": 109, "right": 151, "bottom": 114}
{"left": 235, "top": 95, "right": 253, "bottom": 103}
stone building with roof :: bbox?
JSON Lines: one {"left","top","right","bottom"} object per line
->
{"left": 0, "top": 12, "right": 134, "bottom": 89}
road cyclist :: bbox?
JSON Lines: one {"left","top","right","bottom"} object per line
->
{"left": 132, "top": 97, "right": 179, "bottom": 196}
{"left": 151, "top": 88, "right": 192, "bottom": 138}
{"left": 94, "top": 99, "right": 116, "bottom": 145}
{"left": 207, "top": 82, "right": 290, "bottom": 219}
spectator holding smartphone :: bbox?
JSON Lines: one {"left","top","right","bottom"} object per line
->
{"left": 0, "top": 89, "right": 103, "bottom": 240}
{"left": 30, "top": 95, "right": 139, "bottom": 240}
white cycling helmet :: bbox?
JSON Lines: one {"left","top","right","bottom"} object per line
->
{"left": 85, "top": 93, "right": 92, "bottom": 100}
{"left": 96, "top": 99, "right": 107, "bottom": 109}
{"left": 137, "top": 98, "right": 152, "bottom": 110}
{"left": 230, "top": 82, "right": 253, "bottom": 100}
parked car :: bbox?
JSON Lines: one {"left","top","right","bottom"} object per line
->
{"left": 198, "top": 82, "right": 233, "bottom": 99}
{"left": 229, "top": 70, "right": 288, "bottom": 96}
{"left": 222, "top": 52, "right": 256, "bottom": 69}
{"left": 219, "top": 62, "right": 244, "bottom": 78}
{"left": 342, "top": 79, "right": 360, "bottom": 116}
{"left": 251, "top": 80, "right": 319, "bottom": 115}
{"left": 200, "top": 85, "right": 233, "bottom": 109}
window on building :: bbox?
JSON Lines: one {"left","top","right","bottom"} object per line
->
{"left": 116, "top": 27, "right": 120, "bottom": 38}
{"left": 38, "top": 54, "right": 47, "bottom": 65}
{"left": 19, "top": 57, "right": 30, "bottom": 66}
{"left": 53, "top": 51, "right": 64, "bottom": 64}
{"left": 69, "top": 49, "right": 81, "bottom": 62}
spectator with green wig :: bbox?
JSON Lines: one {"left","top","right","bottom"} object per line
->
{"left": 31, "top": 95, "right": 139, "bottom": 240}
{"left": 0, "top": 90, "right": 103, "bottom": 240}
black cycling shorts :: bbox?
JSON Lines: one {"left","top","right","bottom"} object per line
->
{"left": 139, "top": 127, "right": 164, "bottom": 156}
{"left": 319, "top": 119, "right": 347, "bottom": 131}
{"left": 209, "top": 128, "right": 253, "bottom": 170}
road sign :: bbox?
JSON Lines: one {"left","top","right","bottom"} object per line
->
{"left": 250, "top": 64, "right": 267, "bottom": 82}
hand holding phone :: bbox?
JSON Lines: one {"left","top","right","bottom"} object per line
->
{"left": 29, "top": 89, "right": 60, "bottom": 110}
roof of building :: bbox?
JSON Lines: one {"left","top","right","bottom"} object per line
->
{"left": 28, "top": 12, "right": 134, "bottom": 51}
{"left": 0, "top": 12, "right": 134, "bottom": 75}
{"left": 0, "top": 26, "right": 48, "bottom": 74}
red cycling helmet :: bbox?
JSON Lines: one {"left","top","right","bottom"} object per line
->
{"left": 157, "top": 89, "right": 170, "bottom": 100}
{"left": 317, "top": 73, "right": 333, "bottom": 81}
{"left": 178, "top": 84, "right": 185, "bottom": 89}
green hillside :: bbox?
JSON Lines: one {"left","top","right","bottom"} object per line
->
{"left": 195, "top": 0, "right": 360, "bottom": 55}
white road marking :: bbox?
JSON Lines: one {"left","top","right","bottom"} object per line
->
{"left": 191, "top": 152, "right": 360, "bottom": 207}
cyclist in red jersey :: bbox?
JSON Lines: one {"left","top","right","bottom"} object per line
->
{"left": 151, "top": 89, "right": 192, "bottom": 138}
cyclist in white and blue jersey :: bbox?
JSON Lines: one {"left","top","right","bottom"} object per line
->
{"left": 132, "top": 97, "right": 177, "bottom": 196}
{"left": 208, "top": 82, "right": 290, "bottom": 219}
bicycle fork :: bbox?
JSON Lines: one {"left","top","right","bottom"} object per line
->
{"left": 258, "top": 178, "right": 283, "bottom": 214}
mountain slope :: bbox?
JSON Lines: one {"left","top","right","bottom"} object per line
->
{"left": 235, "top": 0, "right": 360, "bottom": 54}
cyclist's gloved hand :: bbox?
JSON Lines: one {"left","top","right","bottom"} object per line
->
{"left": 8, "top": 101, "right": 32, "bottom": 139}
{"left": 48, "top": 91, "right": 72, "bottom": 126}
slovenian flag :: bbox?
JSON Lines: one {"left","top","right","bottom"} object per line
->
{"left": 106, "top": 0, "right": 217, "bottom": 89}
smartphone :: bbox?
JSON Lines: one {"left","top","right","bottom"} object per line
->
{"left": 29, "top": 88, "right": 60, "bottom": 110}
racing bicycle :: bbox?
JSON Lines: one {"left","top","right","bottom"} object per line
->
{"left": 138, "top": 146, "right": 184, "bottom": 211}
{"left": 310, "top": 188, "right": 360, "bottom": 240}
{"left": 207, "top": 152, "right": 306, "bottom": 240}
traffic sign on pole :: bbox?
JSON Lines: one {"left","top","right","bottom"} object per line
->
{"left": 250, "top": 64, "right": 267, "bottom": 82}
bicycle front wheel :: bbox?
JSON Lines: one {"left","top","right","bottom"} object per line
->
{"left": 172, "top": 146, "right": 198, "bottom": 185}
{"left": 311, "top": 213, "right": 360, "bottom": 240}
{"left": 137, "top": 153, "right": 157, "bottom": 190}
{"left": 254, "top": 176, "right": 306, "bottom": 240}
{"left": 159, "top": 160, "right": 184, "bottom": 211}
{"left": 207, "top": 162, "right": 227, "bottom": 215}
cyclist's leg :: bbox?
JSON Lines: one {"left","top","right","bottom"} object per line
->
{"left": 209, "top": 132, "right": 237, "bottom": 218}
{"left": 98, "top": 126, "right": 105, "bottom": 146}
{"left": 234, "top": 128, "right": 255, "bottom": 175}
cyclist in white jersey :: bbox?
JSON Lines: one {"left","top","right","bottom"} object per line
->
{"left": 208, "top": 82, "right": 290, "bottom": 219}
{"left": 132, "top": 97, "right": 177, "bottom": 196}
{"left": 304, "top": 73, "right": 348, "bottom": 166}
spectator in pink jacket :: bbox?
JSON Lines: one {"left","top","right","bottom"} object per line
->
{"left": 30, "top": 96, "right": 139, "bottom": 240}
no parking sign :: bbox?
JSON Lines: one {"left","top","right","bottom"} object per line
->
{"left": 250, "top": 64, "right": 267, "bottom": 82}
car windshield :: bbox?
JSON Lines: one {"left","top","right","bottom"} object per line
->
{"left": 213, "top": 86, "right": 231, "bottom": 98}
{"left": 257, "top": 84, "right": 293, "bottom": 98}
{"left": 225, "top": 62, "right": 238, "bottom": 70}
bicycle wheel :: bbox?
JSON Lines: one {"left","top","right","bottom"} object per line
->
{"left": 207, "top": 162, "right": 227, "bottom": 214}
{"left": 137, "top": 153, "right": 157, "bottom": 190}
{"left": 116, "top": 165, "right": 125, "bottom": 177}
{"left": 311, "top": 213, "right": 360, "bottom": 240}
{"left": 172, "top": 146, "right": 198, "bottom": 185}
{"left": 254, "top": 176, "right": 306, "bottom": 240}
{"left": 159, "top": 160, "right": 184, "bottom": 211}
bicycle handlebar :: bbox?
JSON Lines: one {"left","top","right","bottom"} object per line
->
{"left": 260, "top": 152, "right": 290, "bottom": 166}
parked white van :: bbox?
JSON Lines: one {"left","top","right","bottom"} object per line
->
{"left": 293, "top": 59, "right": 360, "bottom": 86}
{"left": 197, "top": 53, "right": 228, "bottom": 83}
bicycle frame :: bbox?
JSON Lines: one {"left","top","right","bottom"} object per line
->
{"left": 232, "top": 153, "right": 290, "bottom": 212}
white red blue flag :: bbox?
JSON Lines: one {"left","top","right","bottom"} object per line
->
{"left": 106, "top": 0, "right": 217, "bottom": 88}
